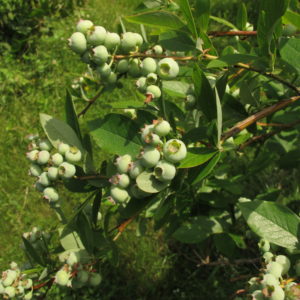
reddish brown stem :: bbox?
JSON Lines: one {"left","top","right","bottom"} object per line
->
{"left": 75, "top": 175, "right": 108, "bottom": 180}
{"left": 77, "top": 88, "right": 104, "bottom": 118}
{"left": 208, "top": 30, "right": 257, "bottom": 37}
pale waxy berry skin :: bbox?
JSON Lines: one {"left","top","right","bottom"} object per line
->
{"left": 153, "top": 45, "right": 163, "bottom": 55}
{"left": 129, "top": 160, "right": 145, "bottom": 179}
{"left": 146, "top": 85, "right": 161, "bottom": 99}
{"left": 55, "top": 270, "right": 70, "bottom": 286}
{"left": 89, "top": 273, "right": 102, "bottom": 286}
{"left": 133, "top": 33, "right": 143, "bottom": 47}
{"left": 153, "top": 120, "right": 171, "bottom": 137}
{"left": 163, "top": 139, "right": 187, "bottom": 163}
{"left": 136, "top": 77, "right": 147, "bottom": 93}
{"left": 128, "top": 58, "right": 142, "bottom": 77}
{"left": 76, "top": 19, "right": 93, "bottom": 34}
{"left": 142, "top": 132, "right": 161, "bottom": 146}
{"left": 47, "top": 167, "right": 59, "bottom": 180}
{"left": 26, "top": 150, "right": 39, "bottom": 162}
{"left": 58, "top": 162, "right": 76, "bottom": 178}
{"left": 110, "top": 186, "right": 130, "bottom": 203}
{"left": 38, "top": 172, "right": 51, "bottom": 186}
{"left": 275, "top": 255, "right": 290, "bottom": 275}
{"left": 92, "top": 45, "right": 109, "bottom": 65}
{"left": 261, "top": 273, "right": 279, "bottom": 287}
{"left": 270, "top": 285, "right": 285, "bottom": 300}
{"left": 110, "top": 174, "right": 130, "bottom": 188}
{"left": 58, "top": 143, "right": 70, "bottom": 155}
{"left": 4, "top": 286, "right": 16, "bottom": 298}
{"left": 115, "top": 154, "right": 132, "bottom": 174}
{"left": 107, "top": 72, "right": 117, "bottom": 84}
{"left": 116, "top": 59, "right": 129, "bottom": 73}
{"left": 104, "top": 32, "right": 121, "bottom": 50}
{"left": 37, "top": 150, "right": 50, "bottom": 165}
{"left": 69, "top": 32, "right": 87, "bottom": 54}
{"left": 146, "top": 72, "right": 158, "bottom": 85}
{"left": 157, "top": 58, "right": 179, "bottom": 79}
{"left": 43, "top": 187, "right": 59, "bottom": 202}
{"left": 141, "top": 57, "right": 157, "bottom": 76}
{"left": 0, "top": 283, "right": 4, "bottom": 294}
{"left": 154, "top": 160, "right": 176, "bottom": 182}
{"left": 263, "top": 251, "right": 274, "bottom": 263}
{"left": 2, "top": 275, "right": 14, "bottom": 287}
{"left": 266, "top": 261, "right": 283, "bottom": 278}
{"left": 29, "top": 164, "right": 42, "bottom": 177}
{"left": 38, "top": 139, "right": 52, "bottom": 151}
{"left": 87, "top": 26, "right": 107, "bottom": 46}
{"left": 140, "top": 146, "right": 161, "bottom": 168}
{"left": 65, "top": 147, "right": 82, "bottom": 163}
{"left": 121, "top": 32, "right": 138, "bottom": 52}
{"left": 97, "top": 63, "right": 111, "bottom": 78}
{"left": 66, "top": 252, "right": 79, "bottom": 266}
{"left": 51, "top": 153, "right": 64, "bottom": 166}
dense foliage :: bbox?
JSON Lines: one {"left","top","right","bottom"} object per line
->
{"left": 1, "top": 0, "right": 300, "bottom": 299}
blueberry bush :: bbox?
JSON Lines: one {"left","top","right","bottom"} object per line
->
{"left": 2, "top": 0, "right": 300, "bottom": 299}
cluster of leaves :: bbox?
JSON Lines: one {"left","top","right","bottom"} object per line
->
{"left": 2, "top": 0, "right": 300, "bottom": 298}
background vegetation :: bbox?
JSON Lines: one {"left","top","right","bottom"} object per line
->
{"left": 0, "top": 0, "right": 298, "bottom": 299}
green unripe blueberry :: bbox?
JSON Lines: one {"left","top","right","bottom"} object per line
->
{"left": 263, "top": 251, "right": 274, "bottom": 263}
{"left": 133, "top": 33, "right": 143, "bottom": 47}
{"left": 116, "top": 59, "right": 129, "bottom": 73}
{"left": 163, "top": 139, "right": 187, "bottom": 163}
{"left": 262, "top": 273, "right": 279, "bottom": 287}
{"left": 47, "top": 167, "right": 59, "bottom": 180}
{"left": 16, "top": 285, "right": 24, "bottom": 295}
{"left": 37, "top": 150, "right": 50, "bottom": 165}
{"left": 38, "top": 172, "right": 51, "bottom": 186}
{"left": 89, "top": 273, "right": 102, "bottom": 286}
{"left": 141, "top": 57, "right": 157, "bottom": 76}
{"left": 66, "top": 251, "right": 80, "bottom": 266}
{"left": 129, "top": 184, "right": 151, "bottom": 199}
{"left": 153, "top": 119, "right": 171, "bottom": 137}
{"left": 275, "top": 255, "right": 290, "bottom": 275}
{"left": 87, "top": 26, "right": 107, "bottom": 46}
{"left": 24, "top": 291, "right": 33, "bottom": 300}
{"left": 69, "top": 32, "right": 87, "bottom": 54}
{"left": 110, "top": 173, "right": 130, "bottom": 188}
{"left": 115, "top": 154, "right": 132, "bottom": 174}
{"left": 51, "top": 153, "right": 64, "bottom": 166}
{"left": 251, "top": 290, "right": 264, "bottom": 300}
{"left": 266, "top": 261, "right": 283, "bottom": 278}
{"left": 295, "top": 260, "right": 300, "bottom": 276}
{"left": 43, "top": 187, "right": 59, "bottom": 202}
{"left": 258, "top": 239, "right": 270, "bottom": 252}
{"left": 146, "top": 73, "right": 158, "bottom": 85}
{"left": 97, "top": 63, "right": 111, "bottom": 78}
{"left": 58, "top": 143, "right": 70, "bottom": 155}
{"left": 128, "top": 58, "right": 142, "bottom": 77}
{"left": 136, "top": 77, "right": 147, "bottom": 93}
{"left": 55, "top": 269, "right": 70, "bottom": 286}
{"left": 92, "top": 45, "right": 109, "bottom": 65}
{"left": 153, "top": 45, "right": 163, "bottom": 55}
{"left": 154, "top": 160, "right": 176, "bottom": 182}
{"left": 129, "top": 160, "right": 145, "bottom": 179}
{"left": 157, "top": 58, "right": 179, "bottom": 79}
{"left": 77, "top": 270, "right": 89, "bottom": 283}
{"left": 76, "top": 19, "right": 93, "bottom": 34}
{"left": 4, "top": 286, "right": 16, "bottom": 298}
{"left": 142, "top": 132, "right": 162, "bottom": 146}
{"left": 121, "top": 32, "right": 137, "bottom": 53}
{"left": 0, "top": 283, "right": 4, "bottom": 294}
{"left": 38, "top": 139, "right": 52, "bottom": 151}
{"left": 2, "top": 276, "right": 14, "bottom": 287}
{"left": 185, "top": 94, "right": 196, "bottom": 110}
{"left": 29, "top": 164, "right": 42, "bottom": 177}
{"left": 106, "top": 72, "right": 117, "bottom": 84}
{"left": 65, "top": 146, "right": 82, "bottom": 163}
{"left": 270, "top": 285, "right": 285, "bottom": 300}
{"left": 123, "top": 109, "right": 136, "bottom": 119}
{"left": 146, "top": 85, "right": 161, "bottom": 99}
{"left": 104, "top": 32, "right": 120, "bottom": 50}
{"left": 26, "top": 150, "right": 39, "bottom": 162}
{"left": 22, "top": 279, "right": 33, "bottom": 289}
{"left": 141, "top": 146, "right": 161, "bottom": 168}
{"left": 141, "top": 124, "right": 154, "bottom": 137}
{"left": 58, "top": 162, "right": 76, "bottom": 178}
{"left": 9, "top": 262, "right": 18, "bottom": 270}
{"left": 110, "top": 186, "right": 130, "bottom": 203}
{"left": 35, "top": 182, "right": 45, "bottom": 192}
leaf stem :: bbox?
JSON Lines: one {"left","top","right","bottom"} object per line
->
{"left": 208, "top": 30, "right": 257, "bottom": 37}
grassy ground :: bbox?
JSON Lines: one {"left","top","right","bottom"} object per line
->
{"left": 0, "top": 1, "right": 250, "bottom": 298}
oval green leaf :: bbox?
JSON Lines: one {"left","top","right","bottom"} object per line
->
{"left": 136, "top": 171, "right": 170, "bottom": 193}
{"left": 178, "top": 148, "right": 218, "bottom": 168}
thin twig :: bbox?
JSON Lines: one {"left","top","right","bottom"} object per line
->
{"left": 113, "top": 215, "right": 137, "bottom": 241}
{"left": 221, "top": 96, "right": 300, "bottom": 141}
{"left": 75, "top": 174, "right": 108, "bottom": 180}
{"left": 113, "top": 53, "right": 198, "bottom": 61}
{"left": 77, "top": 87, "right": 104, "bottom": 118}
{"left": 235, "top": 63, "right": 300, "bottom": 96}
{"left": 208, "top": 30, "right": 257, "bottom": 37}
{"left": 197, "top": 257, "right": 260, "bottom": 267}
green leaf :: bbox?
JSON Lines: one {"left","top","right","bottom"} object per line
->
{"left": 120, "top": 196, "right": 153, "bottom": 219}
{"left": 159, "top": 31, "right": 195, "bottom": 51}
{"left": 207, "top": 54, "right": 257, "bottom": 68}
{"left": 59, "top": 228, "right": 85, "bottom": 251}
{"left": 239, "top": 200, "right": 300, "bottom": 249}
{"left": 92, "top": 190, "right": 102, "bottom": 227}
{"left": 76, "top": 212, "right": 94, "bottom": 254}
{"left": 190, "top": 152, "right": 221, "bottom": 184}
{"left": 162, "top": 80, "right": 191, "bottom": 98}
{"left": 22, "top": 237, "right": 46, "bottom": 266}
{"left": 82, "top": 134, "right": 95, "bottom": 174}
{"left": 280, "top": 37, "right": 300, "bottom": 75}
{"left": 173, "top": 216, "right": 223, "bottom": 243}
{"left": 195, "top": 0, "right": 211, "bottom": 33}
{"left": 283, "top": 10, "right": 300, "bottom": 29}
{"left": 39, "top": 113, "right": 84, "bottom": 153}
{"left": 65, "top": 90, "right": 82, "bottom": 141}
{"left": 193, "top": 65, "right": 216, "bottom": 120}
{"left": 236, "top": 3, "right": 247, "bottom": 30}
{"left": 125, "top": 11, "right": 186, "bottom": 31}
{"left": 64, "top": 178, "right": 100, "bottom": 193}
{"left": 88, "top": 114, "right": 143, "bottom": 157}
{"left": 210, "top": 16, "right": 236, "bottom": 30}
{"left": 215, "top": 88, "right": 222, "bottom": 146}
{"left": 178, "top": 148, "right": 218, "bottom": 168}
{"left": 136, "top": 171, "right": 170, "bottom": 193}
{"left": 178, "top": 0, "right": 198, "bottom": 38}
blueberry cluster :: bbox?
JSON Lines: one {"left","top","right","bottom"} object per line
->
{"left": 26, "top": 137, "right": 82, "bottom": 203}
{"left": 69, "top": 19, "right": 180, "bottom": 102}
{"left": 54, "top": 250, "right": 101, "bottom": 289}
{"left": 0, "top": 262, "right": 33, "bottom": 299}
{"left": 21, "top": 227, "right": 50, "bottom": 252}
{"left": 109, "top": 119, "right": 187, "bottom": 203}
